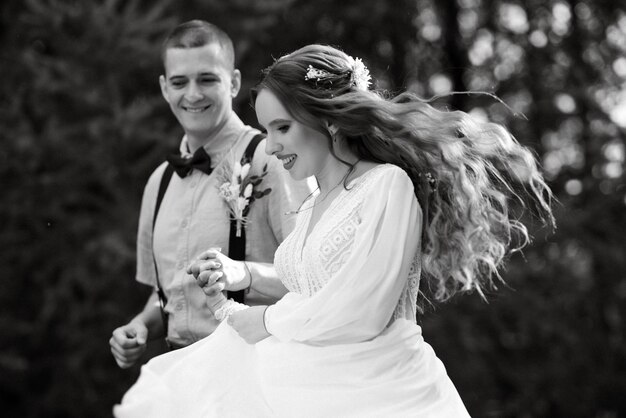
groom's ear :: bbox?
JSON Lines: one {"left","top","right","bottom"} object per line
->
{"left": 230, "top": 69, "right": 241, "bottom": 98}
{"left": 159, "top": 75, "right": 170, "bottom": 103}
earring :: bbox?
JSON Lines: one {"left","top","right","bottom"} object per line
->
{"left": 327, "top": 123, "right": 339, "bottom": 144}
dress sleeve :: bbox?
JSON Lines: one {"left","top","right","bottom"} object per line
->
{"left": 135, "top": 163, "right": 168, "bottom": 287}
{"left": 264, "top": 166, "right": 422, "bottom": 344}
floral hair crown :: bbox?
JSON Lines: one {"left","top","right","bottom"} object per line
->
{"left": 304, "top": 55, "right": 372, "bottom": 91}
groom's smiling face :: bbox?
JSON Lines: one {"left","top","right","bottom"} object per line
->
{"left": 159, "top": 43, "right": 241, "bottom": 142}
{"left": 255, "top": 89, "right": 330, "bottom": 181}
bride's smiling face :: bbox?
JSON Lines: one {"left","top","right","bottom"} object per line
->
{"left": 255, "top": 89, "right": 330, "bottom": 180}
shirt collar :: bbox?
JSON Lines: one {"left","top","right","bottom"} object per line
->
{"left": 178, "top": 113, "right": 247, "bottom": 162}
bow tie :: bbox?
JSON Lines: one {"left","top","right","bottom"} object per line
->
{"left": 166, "top": 147, "right": 213, "bottom": 178}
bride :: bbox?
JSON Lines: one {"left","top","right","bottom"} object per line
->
{"left": 114, "top": 44, "right": 553, "bottom": 417}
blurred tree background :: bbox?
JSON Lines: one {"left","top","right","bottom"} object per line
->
{"left": 1, "top": 0, "right": 624, "bottom": 416}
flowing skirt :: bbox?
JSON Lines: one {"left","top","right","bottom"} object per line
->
{"left": 114, "top": 319, "right": 470, "bottom": 417}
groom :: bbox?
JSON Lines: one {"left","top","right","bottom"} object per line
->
{"left": 109, "top": 20, "right": 309, "bottom": 367}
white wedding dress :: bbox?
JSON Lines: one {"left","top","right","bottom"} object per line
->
{"left": 114, "top": 164, "right": 470, "bottom": 417}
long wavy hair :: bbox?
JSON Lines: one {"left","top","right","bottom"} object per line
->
{"left": 251, "top": 44, "right": 554, "bottom": 304}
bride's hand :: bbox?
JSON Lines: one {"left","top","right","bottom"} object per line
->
{"left": 187, "top": 248, "right": 249, "bottom": 296}
{"left": 227, "top": 305, "right": 270, "bottom": 344}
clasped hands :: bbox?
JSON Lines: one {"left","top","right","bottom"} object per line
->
{"left": 187, "top": 248, "right": 270, "bottom": 344}
{"left": 186, "top": 247, "right": 249, "bottom": 297}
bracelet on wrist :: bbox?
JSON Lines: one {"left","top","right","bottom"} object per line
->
{"left": 262, "top": 306, "right": 270, "bottom": 335}
{"left": 243, "top": 261, "right": 252, "bottom": 294}
{"left": 214, "top": 300, "right": 248, "bottom": 322}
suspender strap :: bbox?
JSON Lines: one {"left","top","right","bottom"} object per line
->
{"left": 227, "top": 133, "right": 265, "bottom": 303}
{"left": 242, "top": 133, "right": 265, "bottom": 165}
{"left": 154, "top": 164, "right": 175, "bottom": 227}
{"left": 152, "top": 163, "right": 175, "bottom": 343}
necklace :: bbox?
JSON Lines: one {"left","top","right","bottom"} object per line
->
{"left": 285, "top": 162, "right": 358, "bottom": 215}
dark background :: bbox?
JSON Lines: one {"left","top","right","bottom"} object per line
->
{"left": 1, "top": 0, "right": 625, "bottom": 416}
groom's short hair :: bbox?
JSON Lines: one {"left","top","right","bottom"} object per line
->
{"left": 161, "top": 20, "right": 235, "bottom": 70}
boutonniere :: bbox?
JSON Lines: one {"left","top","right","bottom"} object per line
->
{"left": 218, "top": 158, "right": 272, "bottom": 237}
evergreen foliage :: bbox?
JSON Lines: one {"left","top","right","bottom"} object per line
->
{"left": 1, "top": 0, "right": 624, "bottom": 416}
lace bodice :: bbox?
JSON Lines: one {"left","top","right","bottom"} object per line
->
{"left": 274, "top": 164, "right": 421, "bottom": 323}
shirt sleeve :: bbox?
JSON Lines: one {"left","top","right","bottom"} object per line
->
{"left": 135, "top": 163, "right": 168, "bottom": 287}
{"left": 264, "top": 166, "right": 422, "bottom": 345}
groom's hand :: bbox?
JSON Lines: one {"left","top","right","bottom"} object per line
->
{"left": 227, "top": 306, "right": 270, "bottom": 344}
{"left": 187, "top": 248, "right": 249, "bottom": 296}
{"left": 110, "top": 320, "right": 148, "bottom": 368}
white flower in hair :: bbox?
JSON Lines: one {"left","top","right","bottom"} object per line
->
{"left": 346, "top": 55, "right": 371, "bottom": 91}
{"left": 304, "top": 55, "right": 371, "bottom": 91}
{"left": 305, "top": 65, "right": 333, "bottom": 82}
